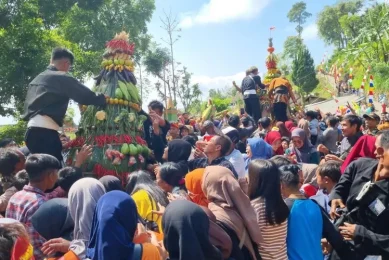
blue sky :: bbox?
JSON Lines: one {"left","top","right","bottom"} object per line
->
{"left": 141, "top": 0, "right": 337, "bottom": 106}
{"left": 0, "top": 0, "right": 340, "bottom": 125}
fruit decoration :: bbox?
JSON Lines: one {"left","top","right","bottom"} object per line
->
{"left": 69, "top": 31, "right": 149, "bottom": 182}
{"left": 263, "top": 38, "right": 281, "bottom": 85}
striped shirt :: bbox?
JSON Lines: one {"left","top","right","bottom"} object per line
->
{"left": 251, "top": 197, "right": 288, "bottom": 260}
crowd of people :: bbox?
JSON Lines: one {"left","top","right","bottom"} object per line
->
{"left": 1, "top": 48, "right": 389, "bottom": 260}
{"left": 1, "top": 99, "right": 389, "bottom": 260}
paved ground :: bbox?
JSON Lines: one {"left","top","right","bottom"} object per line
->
{"left": 305, "top": 74, "right": 381, "bottom": 114}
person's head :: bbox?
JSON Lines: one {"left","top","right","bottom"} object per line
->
{"left": 222, "top": 127, "right": 240, "bottom": 151}
{"left": 202, "top": 120, "right": 216, "bottom": 135}
{"left": 326, "top": 116, "right": 339, "bottom": 128}
{"left": 50, "top": 47, "right": 74, "bottom": 72}
{"left": 12, "top": 170, "right": 29, "bottom": 191}
{"left": 180, "top": 126, "right": 189, "bottom": 137}
{"left": 248, "top": 160, "right": 289, "bottom": 224}
{"left": 228, "top": 115, "right": 240, "bottom": 129}
{"left": 162, "top": 200, "right": 222, "bottom": 260}
{"left": 258, "top": 117, "right": 271, "bottom": 130}
{"left": 246, "top": 138, "right": 272, "bottom": 159}
{"left": 0, "top": 148, "right": 25, "bottom": 177}
{"left": 245, "top": 69, "right": 251, "bottom": 76}
{"left": 148, "top": 100, "right": 164, "bottom": 116}
{"left": 265, "top": 131, "right": 282, "bottom": 152}
{"left": 374, "top": 131, "right": 389, "bottom": 180}
{"left": 281, "top": 137, "right": 290, "bottom": 151}
{"left": 0, "top": 138, "right": 17, "bottom": 148}
{"left": 68, "top": 178, "right": 106, "bottom": 242}
{"left": 341, "top": 114, "right": 362, "bottom": 137}
{"left": 169, "top": 125, "right": 180, "bottom": 138}
{"left": 316, "top": 161, "right": 341, "bottom": 192}
{"left": 204, "top": 135, "right": 231, "bottom": 158}
{"left": 270, "top": 155, "right": 291, "bottom": 168}
{"left": 279, "top": 165, "right": 301, "bottom": 197}
{"left": 163, "top": 139, "right": 192, "bottom": 162}
{"left": 25, "top": 154, "right": 61, "bottom": 190}
{"left": 99, "top": 176, "right": 122, "bottom": 192}
{"left": 363, "top": 112, "right": 380, "bottom": 130}
{"left": 86, "top": 191, "right": 139, "bottom": 260}
{"left": 183, "top": 112, "right": 189, "bottom": 120}
{"left": 156, "top": 162, "right": 184, "bottom": 193}
{"left": 291, "top": 128, "right": 307, "bottom": 149}
{"left": 0, "top": 219, "right": 32, "bottom": 260}
{"left": 126, "top": 170, "right": 169, "bottom": 207}
{"left": 249, "top": 66, "right": 259, "bottom": 75}
{"left": 31, "top": 198, "right": 74, "bottom": 241}
{"left": 57, "top": 167, "right": 83, "bottom": 193}
{"left": 181, "top": 135, "right": 197, "bottom": 147}
{"left": 185, "top": 169, "right": 208, "bottom": 207}
{"left": 241, "top": 117, "right": 250, "bottom": 127}
{"left": 305, "top": 110, "right": 317, "bottom": 121}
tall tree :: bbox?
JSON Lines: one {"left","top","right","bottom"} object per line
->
{"left": 0, "top": 0, "right": 155, "bottom": 116}
{"left": 177, "top": 67, "right": 201, "bottom": 111}
{"left": 292, "top": 48, "right": 319, "bottom": 94}
{"left": 287, "top": 1, "right": 312, "bottom": 38}
{"left": 144, "top": 46, "right": 173, "bottom": 106}
{"left": 317, "top": 0, "right": 363, "bottom": 49}
{"left": 160, "top": 10, "right": 181, "bottom": 105}
{"left": 283, "top": 36, "right": 304, "bottom": 60}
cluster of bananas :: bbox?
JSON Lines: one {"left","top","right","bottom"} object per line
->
{"left": 101, "top": 53, "right": 135, "bottom": 72}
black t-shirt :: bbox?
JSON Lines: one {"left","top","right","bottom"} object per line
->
{"left": 241, "top": 75, "right": 262, "bottom": 93}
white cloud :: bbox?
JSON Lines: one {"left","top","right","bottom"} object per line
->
{"left": 302, "top": 23, "right": 318, "bottom": 41}
{"left": 180, "top": 0, "right": 271, "bottom": 28}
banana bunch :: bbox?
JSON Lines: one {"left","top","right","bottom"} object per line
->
{"left": 201, "top": 99, "right": 216, "bottom": 122}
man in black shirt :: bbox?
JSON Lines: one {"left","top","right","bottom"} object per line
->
{"left": 330, "top": 131, "right": 389, "bottom": 259}
{"left": 240, "top": 67, "right": 264, "bottom": 122}
{"left": 143, "top": 100, "right": 170, "bottom": 163}
{"left": 22, "top": 48, "right": 106, "bottom": 163}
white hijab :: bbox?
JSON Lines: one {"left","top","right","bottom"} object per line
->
{"left": 68, "top": 178, "right": 105, "bottom": 258}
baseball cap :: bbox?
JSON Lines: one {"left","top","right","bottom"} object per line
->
{"left": 363, "top": 112, "right": 380, "bottom": 122}
{"left": 222, "top": 127, "right": 240, "bottom": 144}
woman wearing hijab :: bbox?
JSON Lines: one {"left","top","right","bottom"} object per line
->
{"left": 340, "top": 135, "right": 376, "bottom": 173}
{"left": 244, "top": 138, "right": 273, "bottom": 172}
{"left": 162, "top": 139, "right": 192, "bottom": 176}
{"left": 162, "top": 200, "right": 223, "bottom": 260}
{"left": 86, "top": 191, "right": 162, "bottom": 260}
{"left": 67, "top": 178, "right": 106, "bottom": 259}
{"left": 276, "top": 121, "right": 291, "bottom": 138}
{"left": 291, "top": 128, "right": 320, "bottom": 164}
{"left": 32, "top": 199, "right": 76, "bottom": 259}
{"left": 126, "top": 171, "right": 169, "bottom": 237}
{"left": 264, "top": 131, "right": 284, "bottom": 155}
{"left": 185, "top": 168, "right": 208, "bottom": 207}
{"left": 285, "top": 121, "right": 296, "bottom": 133}
{"left": 298, "top": 119, "right": 311, "bottom": 139}
{"left": 202, "top": 166, "right": 263, "bottom": 260}
{"left": 199, "top": 206, "right": 233, "bottom": 259}
{"left": 98, "top": 176, "right": 122, "bottom": 192}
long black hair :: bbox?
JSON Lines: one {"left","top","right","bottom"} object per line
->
{"left": 248, "top": 159, "right": 289, "bottom": 225}
{"left": 126, "top": 171, "right": 169, "bottom": 207}
{"left": 159, "top": 162, "right": 186, "bottom": 190}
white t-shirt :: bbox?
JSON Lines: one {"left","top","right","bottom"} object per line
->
{"left": 225, "top": 149, "right": 246, "bottom": 178}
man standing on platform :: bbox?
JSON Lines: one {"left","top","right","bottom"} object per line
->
{"left": 22, "top": 48, "right": 106, "bottom": 164}
{"left": 234, "top": 66, "right": 264, "bottom": 122}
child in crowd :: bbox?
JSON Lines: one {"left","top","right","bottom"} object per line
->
{"left": 281, "top": 137, "right": 290, "bottom": 154}
{"left": 5, "top": 154, "right": 61, "bottom": 259}
{"left": 311, "top": 161, "right": 341, "bottom": 213}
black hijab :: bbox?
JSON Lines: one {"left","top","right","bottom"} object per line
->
{"left": 99, "top": 176, "right": 122, "bottom": 192}
{"left": 32, "top": 198, "right": 74, "bottom": 241}
{"left": 167, "top": 140, "right": 192, "bottom": 176}
{"left": 162, "top": 200, "right": 222, "bottom": 260}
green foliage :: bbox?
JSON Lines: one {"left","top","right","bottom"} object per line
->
{"left": 283, "top": 36, "right": 304, "bottom": 60}
{"left": 208, "top": 88, "right": 232, "bottom": 111}
{"left": 177, "top": 67, "right": 201, "bottom": 111}
{"left": 0, "top": 120, "right": 27, "bottom": 145}
{"left": 292, "top": 48, "right": 319, "bottom": 94}
{"left": 317, "top": 0, "right": 363, "bottom": 48}
{"left": 144, "top": 47, "right": 171, "bottom": 77}
{"left": 287, "top": 1, "right": 312, "bottom": 37}
{"left": 0, "top": 0, "right": 155, "bottom": 117}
